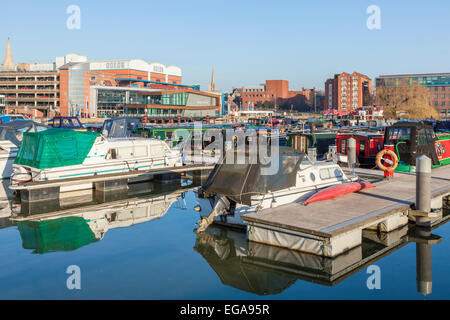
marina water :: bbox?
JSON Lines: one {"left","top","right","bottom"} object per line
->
{"left": 0, "top": 180, "right": 449, "bottom": 299}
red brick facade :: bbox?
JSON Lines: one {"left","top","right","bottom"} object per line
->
{"left": 325, "top": 72, "right": 372, "bottom": 113}
{"left": 241, "top": 80, "right": 314, "bottom": 110}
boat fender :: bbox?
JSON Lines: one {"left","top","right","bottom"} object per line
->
{"left": 375, "top": 149, "right": 399, "bottom": 172}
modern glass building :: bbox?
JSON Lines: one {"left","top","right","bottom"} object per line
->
{"left": 89, "top": 86, "right": 220, "bottom": 121}
{"left": 376, "top": 73, "right": 450, "bottom": 118}
{"left": 376, "top": 73, "right": 450, "bottom": 87}
{"left": 123, "top": 89, "right": 220, "bottom": 123}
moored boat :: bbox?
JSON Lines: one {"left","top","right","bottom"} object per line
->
{"left": 195, "top": 147, "right": 355, "bottom": 231}
{"left": 382, "top": 121, "right": 450, "bottom": 172}
{"left": 10, "top": 126, "right": 182, "bottom": 192}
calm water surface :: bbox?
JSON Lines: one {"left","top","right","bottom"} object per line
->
{"left": 0, "top": 180, "right": 449, "bottom": 300}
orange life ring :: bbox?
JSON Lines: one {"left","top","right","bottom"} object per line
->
{"left": 375, "top": 149, "right": 399, "bottom": 172}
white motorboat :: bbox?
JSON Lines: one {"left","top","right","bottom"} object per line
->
{"left": 195, "top": 148, "right": 354, "bottom": 230}
{"left": 10, "top": 118, "right": 182, "bottom": 192}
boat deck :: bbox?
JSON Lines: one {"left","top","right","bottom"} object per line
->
{"left": 242, "top": 166, "right": 450, "bottom": 257}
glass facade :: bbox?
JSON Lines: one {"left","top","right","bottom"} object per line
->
{"left": 376, "top": 74, "right": 450, "bottom": 87}
{"left": 68, "top": 63, "right": 89, "bottom": 116}
{"left": 95, "top": 89, "right": 218, "bottom": 119}
{"left": 97, "top": 89, "right": 127, "bottom": 117}
{"left": 124, "top": 107, "right": 218, "bottom": 119}
{"left": 127, "top": 92, "right": 190, "bottom": 106}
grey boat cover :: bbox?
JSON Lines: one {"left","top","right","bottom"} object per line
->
{"left": 100, "top": 117, "right": 143, "bottom": 138}
{"left": 202, "top": 147, "right": 304, "bottom": 205}
{"left": 0, "top": 120, "right": 49, "bottom": 147}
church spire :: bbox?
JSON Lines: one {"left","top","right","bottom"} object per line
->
{"left": 208, "top": 66, "right": 216, "bottom": 92}
{"left": 1, "top": 38, "right": 15, "bottom": 72}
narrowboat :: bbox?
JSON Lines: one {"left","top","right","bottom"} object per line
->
{"left": 336, "top": 132, "right": 384, "bottom": 166}
{"left": 286, "top": 131, "right": 337, "bottom": 158}
{"left": 337, "top": 121, "right": 450, "bottom": 172}
{"left": 383, "top": 122, "right": 450, "bottom": 172}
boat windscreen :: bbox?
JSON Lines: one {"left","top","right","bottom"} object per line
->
{"left": 101, "top": 118, "right": 143, "bottom": 138}
{"left": 0, "top": 121, "right": 49, "bottom": 146}
{"left": 203, "top": 148, "right": 304, "bottom": 205}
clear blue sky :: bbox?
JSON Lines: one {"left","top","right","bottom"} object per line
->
{"left": 1, "top": 0, "right": 449, "bottom": 91}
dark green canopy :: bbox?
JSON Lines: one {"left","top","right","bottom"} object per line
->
{"left": 14, "top": 128, "right": 100, "bottom": 169}
{"left": 18, "top": 216, "right": 98, "bottom": 254}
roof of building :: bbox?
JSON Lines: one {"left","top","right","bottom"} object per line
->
{"left": 377, "top": 72, "right": 450, "bottom": 78}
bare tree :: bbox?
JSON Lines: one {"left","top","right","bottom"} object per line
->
{"left": 375, "top": 84, "right": 439, "bottom": 119}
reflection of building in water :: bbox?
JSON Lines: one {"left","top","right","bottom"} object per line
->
{"left": 195, "top": 216, "right": 448, "bottom": 295}
{"left": 15, "top": 187, "right": 186, "bottom": 254}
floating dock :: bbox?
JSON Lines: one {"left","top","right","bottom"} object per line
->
{"left": 243, "top": 166, "right": 450, "bottom": 257}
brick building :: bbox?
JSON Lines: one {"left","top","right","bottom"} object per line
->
{"left": 324, "top": 72, "right": 372, "bottom": 114}
{"left": 241, "top": 80, "right": 315, "bottom": 111}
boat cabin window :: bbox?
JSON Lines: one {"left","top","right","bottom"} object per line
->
{"left": 52, "top": 118, "right": 61, "bottom": 127}
{"left": 426, "top": 129, "right": 435, "bottom": 141}
{"left": 418, "top": 128, "right": 435, "bottom": 146}
{"left": 106, "top": 146, "right": 148, "bottom": 160}
{"left": 418, "top": 129, "right": 427, "bottom": 146}
{"left": 319, "top": 168, "right": 330, "bottom": 180}
{"left": 359, "top": 140, "right": 366, "bottom": 152}
{"left": 107, "top": 148, "right": 118, "bottom": 159}
{"left": 388, "top": 128, "right": 411, "bottom": 141}
{"left": 340, "top": 139, "right": 347, "bottom": 154}
{"left": 320, "top": 167, "right": 343, "bottom": 180}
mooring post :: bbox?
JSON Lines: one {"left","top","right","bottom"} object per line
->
{"left": 347, "top": 138, "right": 356, "bottom": 177}
{"left": 416, "top": 228, "right": 433, "bottom": 296}
{"left": 415, "top": 155, "right": 431, "bottom": 227}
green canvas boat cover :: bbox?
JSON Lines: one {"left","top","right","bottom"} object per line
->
{"left": 14, "top": 128, "right": 100, "bottom": 169}
{"left": 17, "top": 216, "right": 98, "bottom": 254}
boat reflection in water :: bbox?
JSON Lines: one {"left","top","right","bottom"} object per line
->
{"left": 194, "top": 209, "right": 449, "bottom": 296}
{"left": 11, "top": 181, "right": 190, "bottom": 254}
